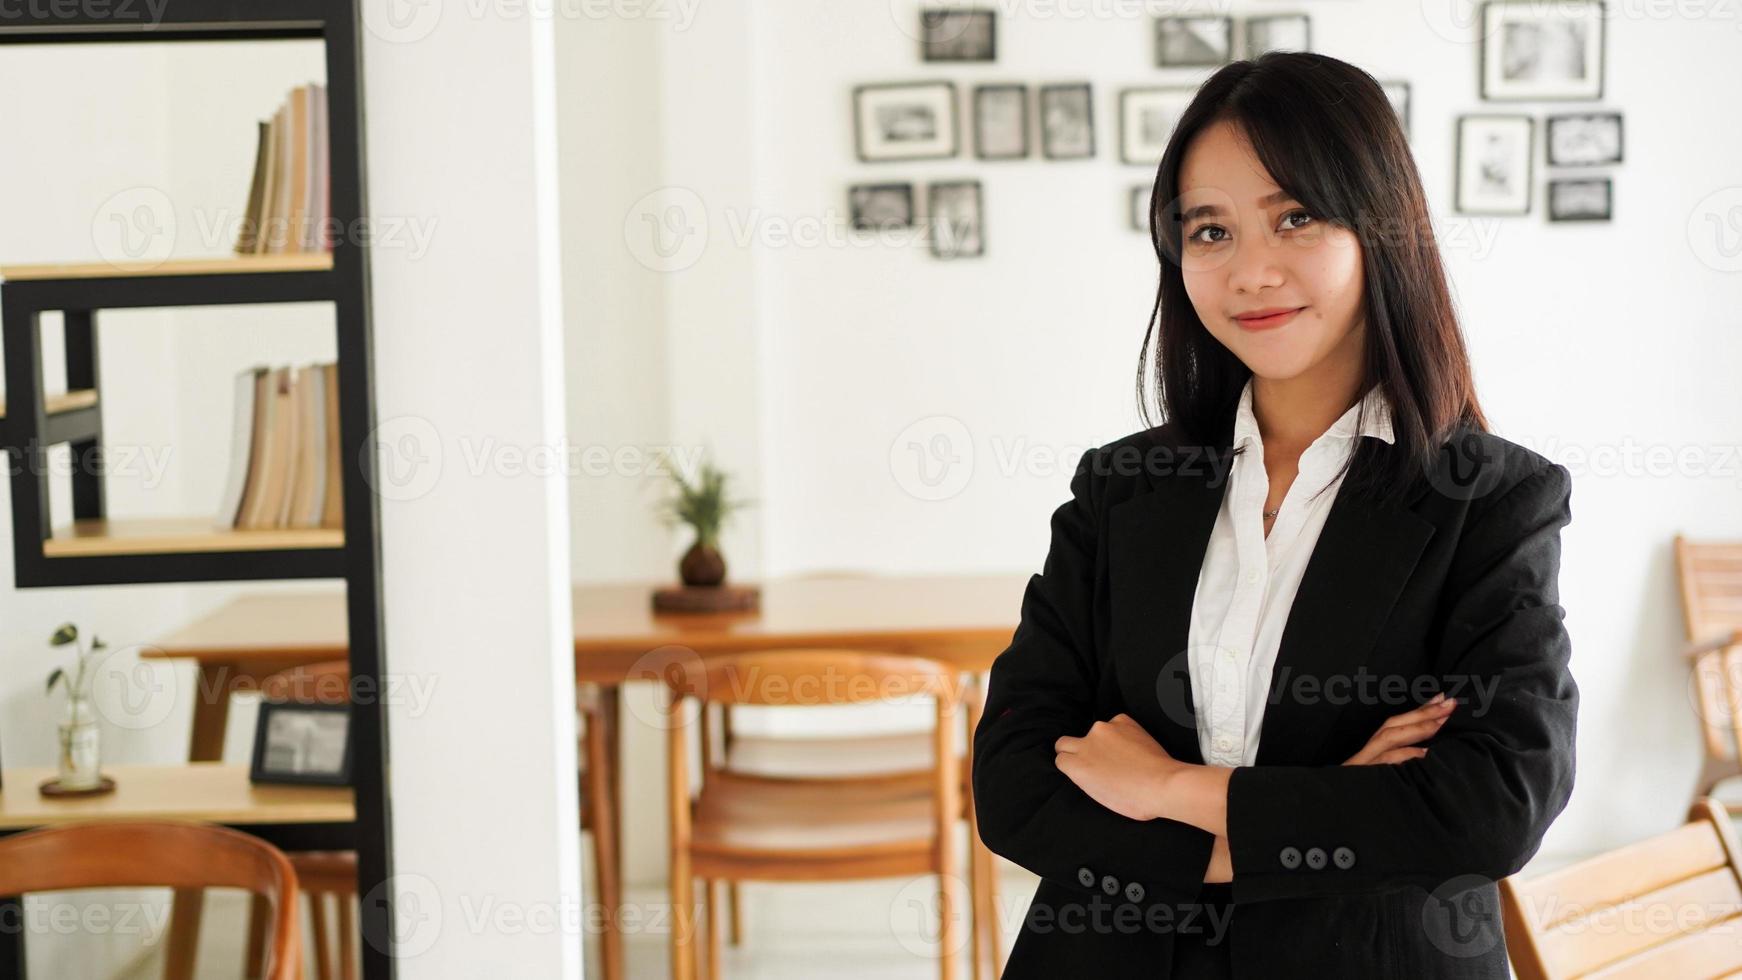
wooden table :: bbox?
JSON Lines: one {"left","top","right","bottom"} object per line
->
{"left": 144, "top": 575, "right": 1026, "bottom": 978}
{"left": 0, "top": 763, "right": 353, "bottom": 979}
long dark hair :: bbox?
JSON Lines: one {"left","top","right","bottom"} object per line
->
{"left": 1135, "top": 51, "right": 1487, "bottom": 501}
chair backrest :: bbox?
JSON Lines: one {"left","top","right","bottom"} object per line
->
{"left": 0, "top": 821, "right": 301, "bottom": 979}
{"left": 260, "top": 659, "right": 351, "bottom": 705}
{"left": 1500, "top": 798, "right": 1742, "bottom": 980}
{"left": 1674, "top": 535, "right": 1742, "bottom": 644}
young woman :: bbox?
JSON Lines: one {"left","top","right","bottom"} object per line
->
{"left": 971, "top": 52, "right": 1577, "bottom": 979}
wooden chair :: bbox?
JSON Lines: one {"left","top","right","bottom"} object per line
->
{"left": 251, "top": 662, "right": 624, "bottom": 980}
{"left": 1673, "top": 536, "right": 1742, "bottom": 804}
{"left": 702, "top": 674, "right": 1003, "bottom": 978}
{"left": 1500, "top": 798, "right": 1742, "bottom": 979}
{"left": 663, "top": 649, "right": 968, "bottom": 980}
{"left": 0, "top": 821, "right": 301, "bottom": 979}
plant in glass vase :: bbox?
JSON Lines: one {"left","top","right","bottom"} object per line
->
{"left": 45, "top": 622, "right": 106, "bottom": 792}
{"left": 656, "top": 456, "right": 753, "bottom": 587}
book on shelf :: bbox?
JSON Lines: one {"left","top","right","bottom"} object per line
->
{"left": 235, "top": 82, "right": 331, "bottom": 256}
{"left": 216, "top": 361, "right": 344, "bottom": 534}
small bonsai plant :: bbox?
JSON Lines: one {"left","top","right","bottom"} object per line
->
{"left": 46, "top": 622, "right": 106, "bottom": 789}
{"left": 656, "top": 455, "right": 753, "bottom": 587}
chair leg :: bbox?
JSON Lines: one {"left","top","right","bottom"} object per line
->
{"left": 308, "top": 892, "right": 334, "bottom": 980}
{"left": 704, "top": 878, "right": 724, "bottom": 980}
{"left": 727, "top": 881, "right": 743, "bottom": 946}
{"left": 938, "top": 871, "right": 963, "bottom": 980}
{"left": 162, "top": 889, "right": 204, "bottom": 980}
{"left": 671, "top": 866, "right": 696, "bottom": 980}
{"left": 338, "top": 896, "right": 359, "bottom": 980}
{"left": 245, "top": 894, "right": 271, "bottom": 979}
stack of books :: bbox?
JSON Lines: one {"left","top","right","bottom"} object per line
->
{"left": 235, "top": 83, "right": 331, "bottom": 255}
{"left": 216, "top": 363, "right": 344, "bottom": 531}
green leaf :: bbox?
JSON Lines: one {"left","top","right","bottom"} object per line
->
{"left": 50, "top": 623, "right": 77, "bottom": 647}
{"left": 46, "top": 667, "right": 64, "bottom": 694}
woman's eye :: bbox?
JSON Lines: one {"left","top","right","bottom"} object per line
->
{"left": 1186, "top": 225, "right": 1227, "bottom": 245}
{"left": 1282, "top": 210, "right": 1315, "bottom": 230}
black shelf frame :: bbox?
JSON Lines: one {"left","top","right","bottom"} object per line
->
{"left": 0, "top": 3, "right": 396, "bottom": 979}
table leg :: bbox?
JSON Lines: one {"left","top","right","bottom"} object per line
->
{"left": 1, "top": 895, "right": 25, "bottom": 979}
{"left": 600, "top": 684, "right": 623, "bottom": 886}
{"left": 163, "top": 664, "right": 234, "bottom": 980}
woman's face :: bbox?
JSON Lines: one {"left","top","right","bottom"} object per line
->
{"left": 1176, "top": 119, "right": 1366, "bottom": 384}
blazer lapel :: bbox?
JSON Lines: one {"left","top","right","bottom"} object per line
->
{"left": 1106, "top": 420, "right": 1438, "bottom": 769}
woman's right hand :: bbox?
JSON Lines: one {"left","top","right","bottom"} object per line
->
{"left": 1342, "top": 692, "right": 1457, "bottom": 765}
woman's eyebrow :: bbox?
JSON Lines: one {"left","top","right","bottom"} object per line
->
{"left": 1179, "top": 190, "right": 1296, "bottom": 222}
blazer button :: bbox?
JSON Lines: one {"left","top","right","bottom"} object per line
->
{"left": 1279, "top": 846, "right": 1302, "bottom": 869}
{"left": 1125, "top": 881, "right": 1145, "bottom": 903}
{"left": 1101, "top": 874, "right": 1120, "bottom": 896}
{"left": 1077, "top": 866, "right": 1095, "bottom": 888}
{"left": 1305, "top": 847, "right": 1328, "bottom": 870}
{"left": 1333, "top": 846, "right": 1356, "bottom": 870}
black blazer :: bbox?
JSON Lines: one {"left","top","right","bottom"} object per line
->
{"left": 971, "top": 411, "right": 1578, "bottom": 979}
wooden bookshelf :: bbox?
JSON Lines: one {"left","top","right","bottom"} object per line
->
{"left": 43, "top": 517, "right": 343, "bottom": 557}
{"left": 0, "top": 388, "right": 96, "bottom": 419}
{"left": 0, "top": 254, "right": 332, "bottom": 282}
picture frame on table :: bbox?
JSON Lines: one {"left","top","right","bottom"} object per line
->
{"left": 1455, "top": 114, "right": 1535, "bottom": 215}
{"left": 1480, "top": 0, "right": 1606, "bottom": 101}
{"left": 853, "top": 81, "right": 959, "bottom": 163}
{"left": 250, "top": 700, "right": 353, "bottom": 787}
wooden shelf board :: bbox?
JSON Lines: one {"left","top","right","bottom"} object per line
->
{"left": 44, "top": 517, "right": 343, "bottom": 558}
{"left": 0, "top": 388, "right": 97, "bottom": 419}
{"left": 0, "top": 253, "right": 332, "bottom": 282}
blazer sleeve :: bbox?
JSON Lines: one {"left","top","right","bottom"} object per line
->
{"left": 972, "top": 445, "right": 1218, "bottom": 908}
{"left": 1225, "top": 460, "right": 1578, "bottom": 903}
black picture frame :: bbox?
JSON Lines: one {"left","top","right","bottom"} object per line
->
{"left": 1380, "top": 80, "right": 1411, "bottom": 142}
{"left": 1454, "top": 114, "right": 1535, "bottom": 216}
{"left": 920, "top": 8, "right": 996, "bottom": 62}
{"left": 852, "top": 81, "right": 960, "bottom": 163}
{"left": 848, "top": 183, "right": 915, "bottom": 231}
{"left": 1479, "top": 0, "right": 1607, "bottom": 102}
{"left": 1154, "top": 15, "right": 1232, "bottom": 68}
{"left": 1038, "top": 83, "right": 1095, "bottom": 161}
{"left": 1547, "top": 177, "right": 1612, "bottom": 222}
{"left": 1130, "top": 185, "right": 1151, "bottom": 233}
{"left": 250, "top": 700, "right": 354, "bottom": 787}
{"left": 928, "top": 180, "right": 985, "bottom": 259}
{"left": 1244, "top": 14, "right": 1311, "bottom": 57}
{"left": 1545, "top": 112, "right": 1624, "bottom": 167}
{"left": 973, "top": 83, "right": 1029, "bottom": 160}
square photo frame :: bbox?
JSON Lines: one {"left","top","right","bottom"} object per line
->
{"left": 973, "top": 84, "right": 1029, "bottom": 160}
{"left": 920, "top": 8, "right": 996, "bottom": 62}
{"left": 1546, "top": 112, "right": 1623, "bottom": 166}
{"left": 1456, "top": 114, "right": 1535, "bottom": 215}
{"left": 1039, "top": 83, "right": 1095, "bottom": 160}
{"left": 1130, "top": 185, "right": 1151, "bottom": 233}
{"left": 1155, "top": 16, "right": 1232, "bottom": 67}
{"left": 1245, "top": 15, "right": 1311, "bottom": 57}
{"left": 1480, "top": 0, "right": 1606, "bottom": 101}
{"left": 853, "top": 81, "right": 959, "bottom": 163}
{"left": 848, "top": 183, "right": 915, "bottom": 232}
{"left": 250, "top": 700, "right": 353, "bottom": 786}
{"left": 1548, "top": 177, "right": 1612, "bottom": 222}
{"left": 1120, "top": 87, "right": 1194, "bottom": 166}
{"left": 929, "top": 180, "right": 984, "bottom": 259}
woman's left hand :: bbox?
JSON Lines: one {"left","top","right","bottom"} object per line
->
{"left": 1055, "top": 713, "right": 1183, "bottom": 822}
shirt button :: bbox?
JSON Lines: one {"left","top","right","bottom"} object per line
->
{"left": 1333, "top": 846, "right": 1357, "bottom": 870}
{"left": 1244, "top": 569, "right": 1260, "bottom": 584}
{"left": 1215, "top": 736, "right": 1234, "bottom": 751}
{"left": 1221, "top": 647, "right": 1236, "bottom": 661}
{"left": 1279, "top": 846, "right": 1302, "bottom": 869}
{"left": 1305, "top": 847, "right": 1328, "bottom": 870}
{"left": 1101, "top": 874, "right": 1120, "bottom": 896}
{"left": 1077, "top": 866, "right": 1095, "bottom": 888}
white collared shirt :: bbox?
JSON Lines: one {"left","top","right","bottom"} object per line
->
{"left": 1186, "top": 378, "right": 1395, "bottom": 767}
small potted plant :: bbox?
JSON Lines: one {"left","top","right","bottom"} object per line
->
{"left": 656, "top": 455, "right": 753, "bottom": 587}
{"left": 45, "top": 622, "right": 107, "bottom": 793}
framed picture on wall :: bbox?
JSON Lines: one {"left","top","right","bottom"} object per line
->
{"left": 973, "top": 84, "right": 1029, "bottom": 160}
{"left": 1480, "top": 0, "right": 1606, "bottom": 101}
{"left": 1455, "top": 114, "right": 1534, "bottom": 215}
{"left": 1120, "top": 87, "right": 1194, "bottom": 166}
{"left": 920, "top": 8, "right": 996, "bottom": 62}
{"left": 1379, "top": 80, "right": 1411, "bottom": 141}
{"left": 852, "top": 82, "right": 959, "bottom": 163}
{"left": 1154, "top": 16, "right": 1232, "bottom": 67}
{"left": 250, "top": 700, "right": 353, "bottom": 786}
{"left": 929, "top": 180, "right": 984, "bottom": 259}
{"left": 848, "top": 183, "right": 915, "bottom": 232}
{"left": 1245, "top": 15, "right": 1310, "bottom": 57}
{"left": 1039, "top": 83, "right": 1095, "bottom": 160}
{"left": 1548, "top": 177, "right": 1612, "bottom": 222}
{"left": 1130, "top": 185, "right": 1151, "bottom": 233}
{"left": 1546, "top": 112, "right": 1623, "bottom": 166}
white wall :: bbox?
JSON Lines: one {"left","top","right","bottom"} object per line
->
{"left": 557, "top": 0, "right": 1742, "bottom": 890}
